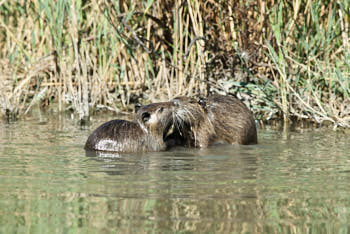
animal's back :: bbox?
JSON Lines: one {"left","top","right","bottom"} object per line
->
{"left": 84, "top": 119, "right": 148, "bottom": 152}
{"left": 205, "top": 94, "right": 257, "bottom": 145}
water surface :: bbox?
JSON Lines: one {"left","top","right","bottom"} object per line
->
{"left": 0, "top": 113, "right": 350, "bottom": 233}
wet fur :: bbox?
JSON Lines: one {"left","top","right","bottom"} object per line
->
{"left": 170, "top": 95, "right": 257, "bottom": 147}
{"left": 168, "top": 96, "right": 215, "bottom": 147}
{"left": 205, "top": 94, "right": 257, "bottom": 145}
{"left": 84, "top": 102, "right": 174, "bottom": 153}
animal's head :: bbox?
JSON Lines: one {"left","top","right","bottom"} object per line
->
{"left": 171, "top": 96, "right": 207, "bottom": 128}
{"left": 136, "top": 102, "right": 175, "bottom": 138}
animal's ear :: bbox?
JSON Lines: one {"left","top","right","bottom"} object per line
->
{"left": 135, "top": 103, "right": 142, "bottom": 113}
{"left": 141, "top": 112, "right": 151, "bottom": 123}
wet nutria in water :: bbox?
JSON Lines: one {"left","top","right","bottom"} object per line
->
{"left": 204, "top": 94, "right": 257, "bottom": 145}
{"left": 170, "top": 94, "right": 257, "bottom": 147}
{"left": 166, "top": 96, "right": 215, "bottom": 148}
{"left": 84, "top": 102, "right": 175, "bottom": 153}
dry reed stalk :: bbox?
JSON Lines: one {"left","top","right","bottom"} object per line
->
{"left": 0, "top": 0, "right": 349, "bottom": 128}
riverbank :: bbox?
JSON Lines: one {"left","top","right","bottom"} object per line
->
{"left": 0, "top": 1, "right": 349, "bottom": 127}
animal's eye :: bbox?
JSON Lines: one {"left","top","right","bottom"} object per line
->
{"left": 135, "top": 103, "right": 142, "bottom": 113}
{"left": 142, "top": 112, "right": 151, "bottom": 122}
{"left": 198, "top": 98, "right": 206, "bottom": 107}
{"left": 158, "top": 107, "right": 164, "bottom": 113}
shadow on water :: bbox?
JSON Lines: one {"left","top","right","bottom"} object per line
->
{"left": 81, "top": 143, "right": 265, "bottom": 233}
{"left": 85, "top": 147, "right": 204, "bottom": 175}
{"left": 85, "top": 143, "right": 259, "bottom": 177}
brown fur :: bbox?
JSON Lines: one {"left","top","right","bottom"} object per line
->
{"left": 84, "top": 102, "right": 175, "bottom": 153}
{"left": 170, "top": 94, "right": 257, "bottom": 147}
{"left": 204, "top": 94, "right": 257, "bottom": 145}
{"left": 168, "top": 96, "right": 215, "bottom": 148}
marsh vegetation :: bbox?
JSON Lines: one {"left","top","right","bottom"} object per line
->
{"left": 0, "top": 0, "right": 349, "bottom": 127}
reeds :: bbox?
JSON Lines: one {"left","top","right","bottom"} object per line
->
{"left": 0, "top": 0, "right": 349, "bottom": 127}
{"left": 264, "top": 0, "right": 350, "bottom": 127}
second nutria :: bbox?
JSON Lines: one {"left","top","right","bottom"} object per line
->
{"left": 170, "top": 94, "right": 257, "bottom": 147}
{"left": 166, "top": 96, "right": 215, "bottom": 148}
{"left": 84, "top": 102, "right": 175, "bottom": 153}
{"left": 204, "top": 94, "right": 257, "bottom": 145}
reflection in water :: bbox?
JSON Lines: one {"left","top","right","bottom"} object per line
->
{"left": 1, "top": 113, "right": 350, "bottom": 233}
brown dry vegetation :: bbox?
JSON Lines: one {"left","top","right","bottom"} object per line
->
{"left": 0, "top": 0, "right": 349, "bottom": 127}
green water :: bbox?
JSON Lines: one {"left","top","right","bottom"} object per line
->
{"left": 0, "top": 114, "right": 350, "bottom": 233}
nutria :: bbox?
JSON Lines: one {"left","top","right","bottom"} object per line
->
{"left": 204, "top": 94, "right": 257, "bottom": 145}
{"left": 84, "top": 102, "right": 175, "bottom": 153}
{"left": 170, "top": 94, "right": 257, "bottom": 147}
{"left": 166, "top": 96, "right": 215, "bottom": 148}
